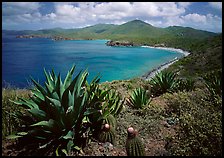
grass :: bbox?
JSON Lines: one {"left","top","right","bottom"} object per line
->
{"left": 2, "top": 88, "right": 31, "bottom": 139}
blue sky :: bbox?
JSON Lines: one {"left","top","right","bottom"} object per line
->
{"left": 2, "top": 2, "right": 222, "bottom": 33}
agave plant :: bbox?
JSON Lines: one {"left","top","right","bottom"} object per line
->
{"left": 127, "top": 87, "right": 151, "bottom": 109}
{"left": 203, "top": 70, "right": 222, "bottom": 98}
{"left": 149, "top": 70, "right": 179, "bottom": 96}
{"left": 7, "top": 65, "right": 100, "bottom": 155}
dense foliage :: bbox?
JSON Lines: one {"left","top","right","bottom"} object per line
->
{"left": 164, "top": 88, "right": 222, "bottom": 156}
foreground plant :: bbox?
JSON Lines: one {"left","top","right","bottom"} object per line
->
{"left": 85, "top": 83, "right": 124, "bottom": 130}
{"left": 149, "top": 70, "right": 178, "bottom": 96}
{"left": 98, "top": 124, "right": 116, "bottom": 145}
{"left": 126, "top": 127, "right": 145, "bottom": 156}
{"left": 127, "top": 87, "right": 151, "bottom": 109}
{"left": 7, "top": 65, "right": 101, "bottom": 155}
{"left": 203, "top": 70, "right": 222, "bottom": 98}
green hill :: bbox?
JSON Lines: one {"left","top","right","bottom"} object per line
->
{"left": 4, "top": 19, "right": 218, "bottom": 50}
{"left": 166, "top": 33, "right": 222, "bottom": 78}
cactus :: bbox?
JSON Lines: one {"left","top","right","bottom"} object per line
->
{"left": 104, "top": 114, "right": 117, "bottom": 129}
{"left": 98, "top": 124, "right": 116, "bottom": 145}
{"left": 126, "top": 127, "right": 145, "bottom": 156}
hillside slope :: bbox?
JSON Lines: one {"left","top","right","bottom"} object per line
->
{"left": 166, "top": 33, "right": 222, "bottom": 78}
{"left": 4, "top": 20, "right": 217, "bottom": 50}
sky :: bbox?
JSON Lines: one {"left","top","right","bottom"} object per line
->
{"left": 2, "top": 2, "right": 222, "bottom": 33}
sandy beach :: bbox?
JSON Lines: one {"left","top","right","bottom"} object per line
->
{"left": 141, "top": 46, "right": 190, "bottom": 80}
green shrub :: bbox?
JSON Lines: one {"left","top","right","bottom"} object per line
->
{"left": 175, "top": 78, "right": 196, "bottom": 92}
{"left": 164, "top": 89, "right": 222, "bottom": 156}
{"left": 127, "top": 87, "right": 151, "bottom": 109}
{"left": 149, "top": 71, "right": 179, "bottom": 96}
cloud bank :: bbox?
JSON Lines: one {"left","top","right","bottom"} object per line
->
{"left": 2, "top": 2, "right": 222, "bottom": 33}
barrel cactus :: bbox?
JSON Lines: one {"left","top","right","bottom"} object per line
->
{"left": 104, "top": 114, "right": 117, "bottom": 129}
{"left": 126, "top": 127, "right": 145, "bottom": 156}
{"left": 98, "top": 124, "right": 116, "bottom": 145}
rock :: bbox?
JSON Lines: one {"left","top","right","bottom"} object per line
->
{"left": 106, "top": 40, "right": 134, "bottom": 47}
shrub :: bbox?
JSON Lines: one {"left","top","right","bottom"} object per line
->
{"left": 164, "top": 89, "right": 222, "bottom": 156}
{"left": 175, "top": 78, "right": 196, "bottom": 92}
{"left": 127, "top": 87, "right": 151, "bottom": 109}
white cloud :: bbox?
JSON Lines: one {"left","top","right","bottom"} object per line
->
{"left": 182, "top": 13, "right": 206, "bottom": 24}
{"left": 2, "top": 2, "right": 222, "bottom": 32}
{"left": 208, "top": 2, "right": 222, "bottom": 10}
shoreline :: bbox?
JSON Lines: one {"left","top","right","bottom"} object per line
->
{"left": 140, "top": 46, "right": 190, "bottom": 80}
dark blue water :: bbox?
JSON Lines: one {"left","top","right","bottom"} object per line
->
{"left": 2, "top": 34, "right": 183, "bottom": 88}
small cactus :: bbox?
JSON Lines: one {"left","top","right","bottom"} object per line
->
{"left": 98, "top": 124, "right": 116, "bottom": 145}
{"left": 126, "top": 127, "right": 145, "bottom": 156}
{"left": 104, "top": 114, "right": 117, "bottom": 129}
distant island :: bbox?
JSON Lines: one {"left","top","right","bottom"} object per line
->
{"left": 5, "top": 19, "right": 218, "bottom": 51}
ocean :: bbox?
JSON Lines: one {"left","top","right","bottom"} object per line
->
{"left": 2, "top": 34, "right": 183, "bottom": 88}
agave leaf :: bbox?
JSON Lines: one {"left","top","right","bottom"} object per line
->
{"left": 30, "top": 77, "right": 47, "bottom": 96}
{"left": 61, "top": 70, "right": 83, "bottom": 112}
{"left": 6, "top": 134, "right": 23, "bottom": 139}
{"left": 45, "top": 82, "right": 54, "bottom": 94}
{"left": 63, "top": 130, "right": 74, "bottom": 139}
{"left": 31, "top": 89, "right": 45, "bottom": 101}
{"left": 51, "top": 69, "right": 57, "bottom": 83}
{"left": 10, "top": 99, "right": 35, "bottom": 109}
{"left": 63, "top": 65, "right": 76, "bottom": 90}
{"left": 67, "top": 140, "right": 74, "bottom": 154}
{"left": 84, "top": 108, "right": 98, "bottom": 116}
{"left": 44, "top": 68, "right": 55, "bottom": 88}
{"left": 17, "top": 132, "right": 28, "bottom": 136}
{"left": 20, "top": 98, "right": 39, "bottom": 109}
{"left": 55, "top": 73, "right": 62, "bottom": 100}
{"left": 61, "top": 149, "right": 68, "bottom": 156}
{"left": 29, "top": 108, "right": 47, "bottom": 121}
{"left": 55, "top": 145, "right": 60, "bottom": 156}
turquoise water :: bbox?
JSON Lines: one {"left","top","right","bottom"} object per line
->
{"left": 2, "top": 35, "right": 183, "bottom": 88}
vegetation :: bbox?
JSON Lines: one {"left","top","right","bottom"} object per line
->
{"left": 127, "top": 87, "right": 151, "bottom": 109}
{"left": 2, "top": 89, "right": 30, "bottom": 139}
{"left": 164, "top": 89, "right": 222, "bottom": 156}
{"left": 126, "top": 127, "right": 145, "bottom": 156}
{"left": 166, "top": 34, "right": 222, "bottom": 78}
{"left": 149, "top": 71, "right": 178, "bottom": 96}
{"left": 98, "top": 124, "right": 116, "bottom": 145}
{"left": 4, "top": 19, "right": 217, "bottom": 51}
{"left": 6, "top": 66, "right": 124, "bottom": 155}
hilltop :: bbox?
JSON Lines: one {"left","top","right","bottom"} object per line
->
{"left": 3, "top": 19, "right": 218, "bottom": 51}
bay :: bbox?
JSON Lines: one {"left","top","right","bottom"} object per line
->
{"left": 2, "top": 35, "right": 183, "bottom": 88}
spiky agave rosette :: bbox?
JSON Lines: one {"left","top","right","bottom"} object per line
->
{"left": 126, "top": 127, "right": 145, "bottom": 156}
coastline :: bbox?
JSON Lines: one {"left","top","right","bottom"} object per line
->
{"left": 140, "top": 46, "right": 190, "bottom": 80}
